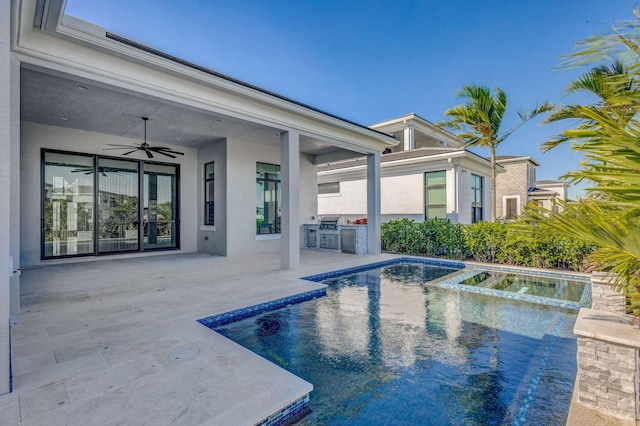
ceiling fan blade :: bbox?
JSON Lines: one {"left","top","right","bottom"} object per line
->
{"left": 152, "top": 147, "right": 185, "bottom": 155}
{"left": 145, "top": 149, "right": 154, "bottom": 159}
{"left": 106, "top": 144, "right": 139, "bottom": 148}
{"left": 122, "top": 150, "right": 138, "bottom": 156}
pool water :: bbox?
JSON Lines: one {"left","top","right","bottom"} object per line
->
{"left": 215, "top": 262, "right": 578, "bottom": 425}
{"left": 459, "top": 271, "right": 588, "bottom": 303}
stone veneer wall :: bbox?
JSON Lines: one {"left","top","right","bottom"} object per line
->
{"left": 576, "top": 334, "right": 637, "bottom": 418}
{"left": 590, "top": 272, "right": 626, "bottom": 314}
{"left": 573, "top": 272, "right": 639, "bottom": 420}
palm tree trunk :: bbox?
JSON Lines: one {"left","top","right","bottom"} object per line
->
{"left": 491, "top": 145, "right": 496, "bottom": 222}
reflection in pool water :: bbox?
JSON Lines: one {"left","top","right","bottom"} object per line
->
{"left": 216, "top": 262, "right": 577, "bottom": 425}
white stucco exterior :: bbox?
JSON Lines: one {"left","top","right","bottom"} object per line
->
{"left": 2, "top": 0, "right": 398, "bottom": 395}
{"left": 318, "top": 118, "right": 495, "bottom": 225}
{"left": 1, "top": 0, "right": 12, "bottom": 396}
{"left": 319, "top": 162, "right": 493, "bottom": 224}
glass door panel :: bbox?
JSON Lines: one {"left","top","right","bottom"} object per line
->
{"left": 144, "top": 163, "right": 178, "bottom": 250}
{"left": 43, "top": 152, "right": 95, "bottom": 258}
{"left": 97, "top": 158, "right": 140, "bottom": 253}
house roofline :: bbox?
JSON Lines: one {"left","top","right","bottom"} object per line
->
{"left": 318, "top": 147, "right": 503, "bottom": 174}
{"left": 369, "top": 112, "right": 463, "bottom": 147}
{"left": 29, "top": 1, "right": 398, "bottom": 149}
{"left": 105, "top": 32, "right": 395, "bottom": 141}
{"left": 494, "top": 155, "right": 540, "bottom": 166}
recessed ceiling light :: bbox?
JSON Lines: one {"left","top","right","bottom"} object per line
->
{"left": 77, "top": 85, "right": 88, "bottom": 91}
{"left": 175, "top": 137, "right": 181, "bottom": 141}
{"left": 60, "top": 117, "right": 68, "bottom": 121}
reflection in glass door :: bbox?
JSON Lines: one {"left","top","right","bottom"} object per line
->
{"left": 97, "top": 158, "right": 140, "bottom": 253}
{"left": 43, "top": 152, "right": 95, "bottom": 258}
{"left": 143, "top": 163, "right": 178, "bottom": 250}
{"left": 42, "top": 150, "right": 180, "bottom": 259}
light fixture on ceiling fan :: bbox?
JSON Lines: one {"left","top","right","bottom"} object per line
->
{"left": 104, "top": 117, "right": 185, "bottom": 159}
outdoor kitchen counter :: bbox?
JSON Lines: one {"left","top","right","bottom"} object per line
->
{"left": 303, "top": 224, "right": 368, "bottom": 254}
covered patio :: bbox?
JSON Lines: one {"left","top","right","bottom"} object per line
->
{"left": 1, "top": 251, "right": 396, "bottom": 425}
{"left": 0, "top": 0, "right": 399, "bottom": 398}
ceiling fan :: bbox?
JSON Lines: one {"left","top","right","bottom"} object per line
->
{"left": 104, "top": 117, "right": 185, "bottom": 159}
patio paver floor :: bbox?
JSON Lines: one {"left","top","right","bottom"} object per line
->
{"left": 2, "top": 250, "right": 395, "bottom": 425}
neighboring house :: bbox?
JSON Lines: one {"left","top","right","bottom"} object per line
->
{"left": 494, "top": 156, "right": 568, "bottom": 219}
{"left": 531, "top": 180, "right": 569, "bottom": 212}
{"left": 317, "top": 113, "right": 495, "bottom": 224}
{"left": 0, "top": 0, "right": 398, "bottom": 395}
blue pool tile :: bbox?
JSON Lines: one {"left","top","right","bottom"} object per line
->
{"left": 197, "top": 288, "right": 326, "bottom": 329}
{"left": 301, "top": 256, "right": 465, "bottom": 282}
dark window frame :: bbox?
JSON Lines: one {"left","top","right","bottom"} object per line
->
{"left": 256, "top": 162, "right": 281, "bottom": 235}
{"left": 471, "top": 174, "right": 483, "bottom": 223}
{"left": 41, "top": 148, "right": 180, "bottom": 260}
{"left": 204, "top": 162, "right": 215, "bottom": 226}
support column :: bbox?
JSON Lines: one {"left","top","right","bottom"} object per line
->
{"left": 367, "top": 152, "right": 381, "bottom": 255}
{"left": 403, "top": 125, "right": 415, "bottom": 151}
{"left": 280, "top": 131, "right": 300, "bottom": 269}
{"left": 0, "top": 0, "right": 12, "bottom": 395}
{"left": 9, "top": 48, "right": 19, "bottom": 317}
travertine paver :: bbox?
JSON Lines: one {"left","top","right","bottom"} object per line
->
{"left": 2, "top": 251, "right": 395, "bottom": 425}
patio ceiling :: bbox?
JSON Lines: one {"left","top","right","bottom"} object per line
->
{"left": 20, "top": 65, "right": 365, "bottom": 161}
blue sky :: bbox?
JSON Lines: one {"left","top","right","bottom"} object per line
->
{"left": 65, "top": 0, "right": 636, "bottom": 198}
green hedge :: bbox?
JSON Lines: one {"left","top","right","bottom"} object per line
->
{"left": 381, "top": 218, "right": 596, "bottom": 272}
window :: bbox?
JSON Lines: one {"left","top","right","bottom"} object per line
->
{"left": 42, "top": 149, "right": 179, "bottom": 259}
{"left": 424, "top": 171, "right": 447, "bottom": 220}
{"left": 471, "top": 174, "right": 483, "bottom": 223}
{"left": 318, "top": 182, "right": 340, "bottom": 195}
{"left": 256, "top": 163, "right": 281, "bottom": 234}
{"left": 204, "top": 162, "right": 214, "bottom": 225}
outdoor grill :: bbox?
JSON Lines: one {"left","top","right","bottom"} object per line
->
{"left": 319, "top": 216, "right": 341, "bottom": 230}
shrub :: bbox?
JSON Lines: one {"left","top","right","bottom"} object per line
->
{"left": 381, "top": 218, "right": 595, "bottom": 272}
{"left": 382, "top": 218, "right": 466, "bottom": 259}
{"left": 463, "top": 221, "right": 506, "bottom": 263}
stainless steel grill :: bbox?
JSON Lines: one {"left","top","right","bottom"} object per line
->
{"left": 319, "top": 216, "right": 341, "bottom": 230}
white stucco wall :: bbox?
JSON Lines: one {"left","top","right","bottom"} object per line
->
{"left": 225, "top": 137, "right": 316, "bottom": 256}
{"left": 10, "top": 57, "right": 20, "bottom": 317}
{"left": 298, "top": 153, "right": 318, "bottom": 230}
{"left": 319, "top": 173, "right": 424, "bottom": 217}
{"left": 0, "top": 0, "right": 11, "bottom": 395}
{"left": 20, "top": 122, "right": 198, "bottom": 267}
{"left": 455, "top": 169, "right": 470, "bottom": 224}
{"left": 318, "top": 160, "right": 493, "bottom": 225}
{"left": 197, "top": 139, "right": 227, "bottom": 255}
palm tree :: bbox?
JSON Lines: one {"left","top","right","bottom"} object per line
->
{"left": 438, "top": 85, "right": 552, "bottom": 221}
{"left": 523, "top": 12, "right": 640, "bottom": 316}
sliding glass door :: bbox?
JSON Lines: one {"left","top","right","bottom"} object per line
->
{"left": 43, "top": 152, "right": 95, "bottom": 257}
{"left": 143, "top": 163, "right": 178, "bottom": 250}
{"left": 42, "top": 150, "right": 179, "bottom": 259}
{"left": 97, "top": 158, "right": 140, "bottom": 253}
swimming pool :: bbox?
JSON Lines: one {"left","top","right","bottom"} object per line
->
{"left": 207, "top": 260, "right": 578, "bottom": 425}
